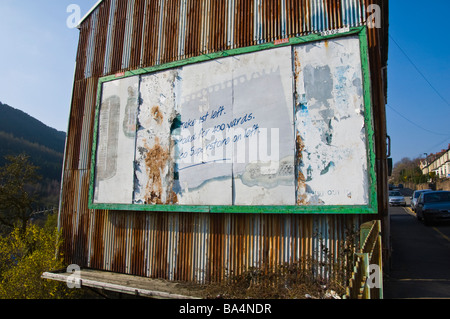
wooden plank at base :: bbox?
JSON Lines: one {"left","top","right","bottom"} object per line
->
{"left": 42, "top": 269, "right": 201, "bottom": 299}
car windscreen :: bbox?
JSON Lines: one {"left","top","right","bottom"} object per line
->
{"left": 424, "top": 192, "right": 450, "bottom": 203}
{"left": 389, "top": 192, "right": 402, "bottom": 196}
{"left": 414, "top": 190, "right": 431, "bottom": 198}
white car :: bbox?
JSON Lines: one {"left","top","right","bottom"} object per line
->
{"left": 389, "top": 191, "right": 406, "bottom": 207}
{"left": 410, "top": 189, "right": 432, "bottom": 211}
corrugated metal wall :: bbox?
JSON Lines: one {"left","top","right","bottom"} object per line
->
{"left": 75, "top": 0, "right": 379, "bottom": 79}
{"left": 60, "top": 0, "right": 389, "bottom": 283}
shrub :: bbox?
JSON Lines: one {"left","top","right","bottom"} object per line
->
{"left": 0, "top": 216, "right": 81, "bottom": 299}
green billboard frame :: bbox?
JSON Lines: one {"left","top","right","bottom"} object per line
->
{"left": 88, "top": 26, "right": 378, "bottom": 215}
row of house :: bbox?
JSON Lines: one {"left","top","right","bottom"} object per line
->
{"left": 420, "top": 144, "right": 450, "bottom": 179}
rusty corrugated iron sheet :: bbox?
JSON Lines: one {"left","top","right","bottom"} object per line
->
{"left": 60, "top": 0, "right": 389, "bottom": 283}
{"left": 60, "top": 205, "right": 372, "bottom": 282}
{"left": 74, "top": 0, "right": 386, "bottom": 80}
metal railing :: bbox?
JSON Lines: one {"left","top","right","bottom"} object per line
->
{"left": 345, "top": 220, "right": 383, "bottom": 299}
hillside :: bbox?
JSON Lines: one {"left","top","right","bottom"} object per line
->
{"left": 0, "top": 101, "right": 66, "bottom": 206}
{"left": 0, "top": 102, "right": 65, "bottom": 153}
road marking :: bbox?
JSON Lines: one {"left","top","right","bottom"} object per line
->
{"left": 403, "top": 207, "right": 415, "bottom": 217}
{"left": 433, "top": 227, "right": 450, "bottom": 243}
{"left": 396, "top": 298, "right": 450, "bottom": 300}
{"left": 403, "top": 207, "right": 450, "bottom": 242}
{"left": 391, "top": 278, "right": 450, "bottom": 282}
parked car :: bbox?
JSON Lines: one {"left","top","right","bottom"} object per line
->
{"left": 389, "top": 190, "right": 406, "bottom": 207}
{"left": 410, "top": 189, "right": 432, "bottom": 211}
{"left": 416, "top": 191, "right": 450, "bottom": 225}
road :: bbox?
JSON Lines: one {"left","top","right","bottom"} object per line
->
{"left": 384, "top": 202, "right": 450, "bottom": 299}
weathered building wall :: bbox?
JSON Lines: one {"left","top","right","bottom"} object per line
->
{"left": 412, "top": 180, "right": 450, "bottom": 192}
{"left": 60, "top": 0, "right": 389, "bottom": 282}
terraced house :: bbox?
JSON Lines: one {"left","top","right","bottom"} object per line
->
{"left": 421, "top": 146, "right": 450, "bottom": 179}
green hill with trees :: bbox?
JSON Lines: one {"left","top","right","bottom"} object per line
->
{"left": 0, "top": 101, "right": 66, "bottom": 207}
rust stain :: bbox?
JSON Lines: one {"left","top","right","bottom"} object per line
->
{"left": 296, "top": 133, "right": 305, "bottom": 157}
{"left": 296, "top": 133, "right": 308, "bottom": 206}
{"left": 294, "top": 50, "right": 302, "bottom": 84}
{"left": 297, "top": 179, "right": 308, "bottom": 205}
{"left": 151, "top": 106, "right": 164, "bottom": 124}
{"left": 143, "top": 136, "right": 178, "bottom": 205}
{"left": 144, "top": 137, "right": 169, "bottom": 204}
{"left": 171, "top": 191, "right": 178, "bottom": 204}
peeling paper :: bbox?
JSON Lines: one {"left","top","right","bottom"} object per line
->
{"left": 92, "top": 35, "right": 371, "bottom": 209}
{"left": 94, "top": 75, "right": 139, "bottom": 204}
{"left": 173, "top": 56, "right": 234, "bottom": 205}
{"left": 231, "top": 47, "right": 295, "bottom": 205}
{"left": 294, "top": 36, "right": 369, "bottom": 206}
{"left": 134, "top": 70, "right": 179, "bottom": 205}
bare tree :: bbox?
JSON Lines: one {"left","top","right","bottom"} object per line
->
{"left": 391, "top": 157, "right": 428, "bottom": 185}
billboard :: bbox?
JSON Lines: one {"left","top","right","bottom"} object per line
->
{"left": 89, "top": 27, "right": 377, "bottom": 214}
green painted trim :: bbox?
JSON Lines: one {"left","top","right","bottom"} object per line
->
{"left": 87, "top": 202, "right": 376, "bottom": 215}
{"left": 88, "top": 79, "right": 103, "bottom": 208}
{"left": 358, "top": 27, "right": 379, "bottom": 215}
{"left": 88, "top": 26, "right": 378, "bottom": 215}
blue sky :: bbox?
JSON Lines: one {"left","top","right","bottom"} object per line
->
{"left": 0, "top": 0, "right": 449, "bottom": 166}
{"left": 387, "top": 0, "right": 450, "bottom": 164}
{"left": 0, "top": 0, "right": 96, "bottom": 132}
